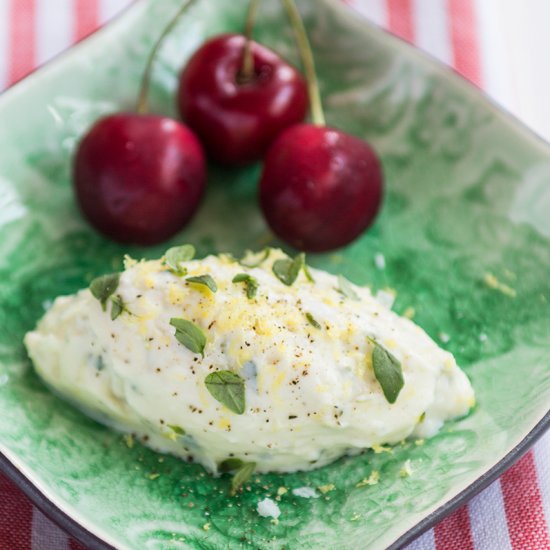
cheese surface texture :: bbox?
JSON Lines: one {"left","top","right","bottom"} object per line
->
{"left": 24, "top": 249, "right": 474, "bottom": 473}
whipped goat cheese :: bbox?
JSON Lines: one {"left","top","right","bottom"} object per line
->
{"left": 24, "top": 247, "right": 474, "bottom": 474}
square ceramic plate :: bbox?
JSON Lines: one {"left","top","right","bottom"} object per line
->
{"left": 0, "top": 1, "right": 548, "bottom": 548}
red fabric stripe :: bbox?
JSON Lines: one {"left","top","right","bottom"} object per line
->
{"left": 501, "top": 451, "right": 550, "bottom": 550}
{"left": 74, "top": 0, "right": 100, "bottom": 42}
{"left": 386, "top": 0, "right": 414, "bottom": 42}
{"left": 447, "top": 0, "right": 482, "bottom": 86}
{"left": 69, "top": 538, "right": 89, "bottom": 550}
{"left": 7, "top": 0, "right": 36, "bottom": 85}
{"left": 0, "top": 474, "right": 33, "bottom": 549}
{"left": 434, "top": 505, "right": 475, "bottom": 550}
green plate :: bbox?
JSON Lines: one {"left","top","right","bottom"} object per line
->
{"left": 0, "top": 0, "right": 549, "bottom": 548}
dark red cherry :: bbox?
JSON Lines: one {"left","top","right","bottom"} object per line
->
{"left": 259, "top": 124, "right": 383, "bottom": 252}
{"left": 177, "top": 33, "right": 308, "bottom": 166}
{"left": 73, "top": 114, "right": 206, "bottom": 245}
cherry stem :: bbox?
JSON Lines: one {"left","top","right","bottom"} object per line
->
{"left": 238, "top": 0, "right": 260, "bottom": 84}
{"left": 137, "top": 0, "right": 196, "bottom": 114}
{"left": 281, "top": 0, "right": 325, "bottom": 126}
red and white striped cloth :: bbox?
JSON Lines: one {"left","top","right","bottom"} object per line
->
{"left": 0, "top": 1, "right": 549, "bottom": 549}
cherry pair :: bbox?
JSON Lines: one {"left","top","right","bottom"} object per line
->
{"left": 74, "top": 0, "right": 382, "bottom": 252}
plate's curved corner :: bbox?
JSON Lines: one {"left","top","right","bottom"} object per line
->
{"left": 0, "top": 451, "right": 114, "bottom": 550}
{"left": 390, "top": 412, "right": 550, "bottom": 549}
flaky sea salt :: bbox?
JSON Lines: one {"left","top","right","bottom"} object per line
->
{"left": 292, "top": 487, "right": 319, "bottom": 499}
{"left": 257, "top": 498, "right": 281, "bottom": 519}
{"left": 374, "top": 253, "right": 386, "bottom": 270}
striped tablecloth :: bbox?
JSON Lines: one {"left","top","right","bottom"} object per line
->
{"left": 0, "top": 1, "right": 548, "bottom": 549}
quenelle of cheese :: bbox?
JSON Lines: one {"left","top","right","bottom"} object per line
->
{"left": 24, "top": 248, "right": 474, "bottom": 474}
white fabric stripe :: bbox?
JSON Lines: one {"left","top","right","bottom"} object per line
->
{"left": 99, "top": 0, "right": 133, "bottom": 23}
{"left": 412, "top": 0, "right": 452, "bottom": 65}
{"left": 404, "top": 527, "right": 436, "bottom": 550}
{"left": 534, "top": 432, "right": 550, "bottom": 530}
{"left": 0, "top": 1, "right": 9, "bottom": 91}
{"left": 31, "top": 508, "right": 70, "bottom": 550}
{"left": 348, "top": 0, "right": 387, "bottom": 28}
{"left": 473, "top": 0, "right": 518, "bottom": 118}
{"left": 36, "top": 0, "right": 73, "bottom": 66}
{"left": 468, "top": 479, "right": 512, "bottom": 550}
{"left": 479, "top": 0, "right": 550, "bottom": 141}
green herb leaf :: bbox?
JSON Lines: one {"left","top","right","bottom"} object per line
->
{"left": 165, "top": 245, "right": 195, "bottom": 276}
{"left": 303, "top": 262, "right": 315, "bottom": 283}
{"left": 218, "top": 458, "right": 244, "bottom": 473}
{"left": 305, "top": 312, "right": 321, "bottom": 329}
{"left": 221, "top": 253, "right": 238, "bottom": 263}
{"left": 90, "top": 273, "right": 120, "bottom": 311}
{"left": 167, "top": 424, "right": 185, "bottom": 436}
{"left": 204, "top": 370, "right": 246, "bottom": 414}
{"left": 186, "top": 274, "right": 217, "bottom": 293}
{"left": 110, "top": 295, "right": 125, "bottom": 320}
{"left": 239, "top": 248, "right": 271, "bottom": 268}
{"left": 337, "top": 274, "right": 359, "bottom": 301}
{"left": 370, "top": 339, "right": 404, "bottom": 404}
{"left": 229, "top": 461, "right": 256, "bottom": 496}
{"left": 170, "top": 318, "right": 207, "bottom": 356}
{"left": 232, "top": 273, "right": 259, "bottom": 299}
{"left": 272, "top": 253, "right": 305, "bottom": 286}
{"left": 272, "top": 259, "right": 298, "bottom": 286}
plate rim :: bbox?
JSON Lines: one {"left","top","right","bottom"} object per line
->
{"left": 0, "top": 0, "right": 548, "bottom": 548}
